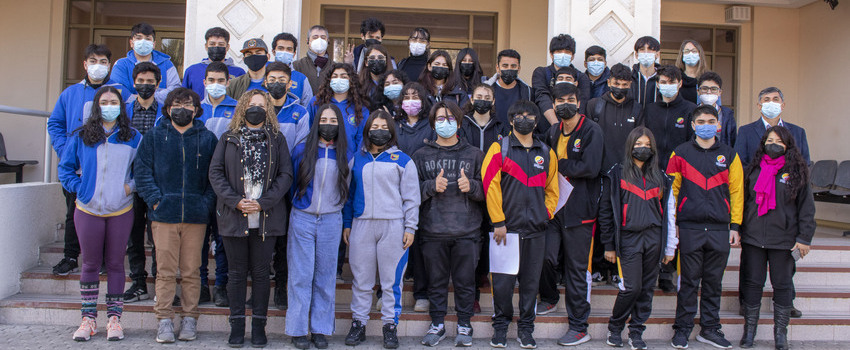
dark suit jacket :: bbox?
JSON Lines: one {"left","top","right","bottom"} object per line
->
{"left": 735, "top": 118, "right": 810, "bottom": 166}
{"left": 718, "top": 105, "right": 737, "bottom": 148}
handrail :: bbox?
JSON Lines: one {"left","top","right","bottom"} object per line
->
{"left": 0, "top": 104, "right": 53, "bottom": 182}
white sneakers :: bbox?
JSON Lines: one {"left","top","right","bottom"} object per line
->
{"left": 73, "top": 317, "right": 97, "bottom": 341}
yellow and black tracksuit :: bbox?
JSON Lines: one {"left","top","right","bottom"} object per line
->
{"left": 483, "top": 134, "right": 558, "bottom": 333}
{"left": 666, "top": 138, "right": 743, "bottom": 334}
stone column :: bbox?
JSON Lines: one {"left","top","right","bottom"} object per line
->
{"left": 547, "top": 0, "right": 660, "bottom": 68}
{"left": 184, "top": 0, "right": 302, "bottom": 69}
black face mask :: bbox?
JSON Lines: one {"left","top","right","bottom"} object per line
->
{"left": 245, "top": 106, "right": 266, "bottom": 125}
{"left": 555, "top": 103, "right": 578, "bottom": 120}
{"left": 318, "top": 124, "right": 339, "bottom": 141}
{"left": 512, "top": 116, "right": 536, "bottom": 136}
{"left": 208, "top": 46, "right": 226, "bottom": 61}
{"left": 430, "top": 66, "right": 450, "bottom": 80}
{"left": 368, "top": 129, "right": 392, "bottom": 147}
{"left": 472, "top": 100, "right": 492, "bottom": 115}
{"left": 170, "top": 108, "right": 193, "bottom": 127}
{"left": 610, "top": 86, "right": 629, "bottom": 100}
{"left": 135, "top": 84, "right": 156, "bottom": 100}
{"left": 764, "top": 143, "right": 787, "bottom": 159}
{"left": 459, "top": 63, "right": 475, "bottom": 77}
{"left": 364, "top": 38, "right": 381, "bottom": 47}
{"left": 266, "top": 82, "right": 288, "bottom": 99}
{"left": 632, "top": 146, "right": 653, "bottom": 162}
{"left": 244, "top": 54, "right": 268, "bottom": 72}
{"left": 368, "top": 59, "right": 387, "bottom": 75}
{"left": 500, "top": 69, "right": 518, "bottom": 85}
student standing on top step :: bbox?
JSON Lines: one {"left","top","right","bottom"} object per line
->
{"left": 111, "top": 23, "right": 181, "bottom": 103}
{"left": 59, "top": 86, "right": 141, "bottom": 342}
{"left": 182, "top": 27, "right": 245, "bottom": 99}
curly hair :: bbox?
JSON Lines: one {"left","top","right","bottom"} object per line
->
{"left": 228, "top": 89, "right": 280, "bottom": 134}
{"left": 78, "top": 86, "right": 136, "bottom": 146}
{"left": 745, "top": 125, "right": 809, "bottom": 200}
{"left": 314, "top": 63, "right": 368, "bottom": 125}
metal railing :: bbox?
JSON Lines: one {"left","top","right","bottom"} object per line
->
{"left": 0, "top": 104, "right": 53, "bottom": 183}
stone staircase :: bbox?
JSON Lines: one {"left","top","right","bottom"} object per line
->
{"left": 1, "top": 229, "right": 849, "bottom": 343}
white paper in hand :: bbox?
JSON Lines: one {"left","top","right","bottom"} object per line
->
{"left": 555, "top": 174, "right": 574, "bottom": 213}
{"left": 489, "top": 232, "right": 520, "bottom": 275}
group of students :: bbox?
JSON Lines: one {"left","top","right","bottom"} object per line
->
{"left": 46, "top": 17, "right": 815, "bottom": 350}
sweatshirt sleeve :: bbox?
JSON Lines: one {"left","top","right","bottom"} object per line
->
{"left": 48, "top": 92, "right": 69, "bottom": 157}
{"left": 256, "top": 135, "right": 294, "bottom": 212}
{"left": 110, "top": 59, "right": 133, "bottom": 93}
{"left": 665, "top": 181, "right": 679, "bottom": 256}
{"left": 559, "top": 123, "right": 603, "bottom": 179}
{"left": 482, "top": 142, "right": 505, "bottom": 227}
{"left": 400, "top": 159, "right": 421, "bottom": 233}
{"left": 728, "top": 153, "right": 745, "bottom": 231}
{"left": 154, "top": 64, "right": 182, "bottom": 103}
{"left": 465, "top": 149, "right": 486, "bottom": 202}
{"left": 666, "top": 151, "right": 683, "bottom": 201}
{"left": 598, "top": 175, "right": 616, "bottom": 252}
{"left": 532, "top": 66, "right": 554, "bottom": 114}
{"left": 795, "top": 182, "right": 817, "bottom": 245}
{"left": 414, "top": 152, "right": 437, "bottom": 202}
{"left": 133, "top": 133, "right": 161, "bottom": 207}
{"left": 57, "top": 136, "right": 82, "bottom": 194}
{"left": 544, "top": 148, "right": 560, "bottom": 219}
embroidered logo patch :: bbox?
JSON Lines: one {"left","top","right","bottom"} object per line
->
{"left": 390, "top": 154, "right": 399, "bottom": 161}
{"left": 292, "top": 112, "right": 300, "bottom": 120}
{"left": 573, "top": 138, "right": 582, "bottom": 149}
{"left": 348, "top": 115, "right": 355, "bottom": 125}
{"left": 716, "top": 155, "right": 727, "bottom": 167}
{"left": 533, "top": 155, "right": 545, "bottom": 169}
{"left": 224, "top": 111, "right": 232, "bottom": 118}
{"left": 675, "top": 117, "right": 685, "bottom": 129}
{"left": 780, "top": 173, "right": 790, "bottom": 184}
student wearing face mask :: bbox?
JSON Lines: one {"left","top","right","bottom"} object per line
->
{"left": 134, "top": 88, "right": 218, "bottom": 344}
{"left": 533, "top": 35, "right": 591, "bottom": 130}
{"left": 182, "top": 27, "right": 246, "bottom": 99}
{"left": 631, "top": 36, "right": 661, "bottom": 109}
{"left": 59, "top": 86, "right": 142, "bottom": 342}
{"left": 482, "top": 100, "right": 558, "bottom": 349}
{"left": 736, "top": 87, "right": 810, "bottom": 167}
{"left": 398, "top": 28, "right": 431, "bottom": 83}
{"left": 265, "top": 62, "right": 311, "bottom": 151}
{"left": 643, "top": 65, "right": 697, "bottom": 171}
{"left": 420, "top": 50, "right": 469, "bottom": 107}
{"left": 586, "top": 63, "right": 643, "bottom": 171}
{"left": 490, "top": 50, "right": 533, "bottom": 128}
{"left": 343, "top": 110, "right": 420, "bottom": 349}
{"left": 293, "top": 25, "right": 335, "bottom": 93}
{"left": 675, "top": 40, "right": 707, "bottom": 105}
{"left": 345, "top": 18, "right": 397, "bottom": 74}
{"left": 584, "top": 45, "right": 611, "bottom": 100}
{"left": 307, "top": 63, "right": 370, "bottom": 160}
{"left": 372, "top": 69, "right": 409, "bottom": 114}
{"left": 412, "top": 101, "right": 485, "bottom": 347}
{"left": 226, "top": 38, "right": 272, "bottom": 100}
{"left": 395, "top": 82, "right": 436, "bottom": 157}
{"left": 738, "top": 126, "right": 814, "bottom": 350}
{"left": 359, "top": 44, "right": 392, "bottom": 106}
{"left": 199, "top": 62, "right": 239, "bottom": 139}
{"left": 551, "top": 66, "right": 588, "bottom": 116}
{"left": 453, "top": 48, "right": 487, "bottom": 96}
{"left": 112, "top": 23, "right": 181, "bottom": 103}
{"left": 697, "top": 72, "right": 736, "bottom": 147}
{"left": 271, "top": 32, "right": 314, "bottom": 109}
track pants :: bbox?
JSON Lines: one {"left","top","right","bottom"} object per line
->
{"left": 560, "top": 222, "right": 595, "bottom": 333}
{"left": 491, "top": 233, "right": 545, "bottom": 333}
{"left": 349, "top": 218, "right": 408, "bottom": 325}
{"left": 608, "top": 227, "right": 662, "bottom": 335}
{"left": 422, "top": 235, "right": 478, "bottom": 326}
{"left": 674, "top": 228, "right": 730, "bottom": 333}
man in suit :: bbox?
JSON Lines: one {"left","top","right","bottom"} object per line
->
{"left": 292, "top": 25, "right": 334, "bottom": 93}
{"left": 735, "top": 87, "right": 810, "bottom": 166}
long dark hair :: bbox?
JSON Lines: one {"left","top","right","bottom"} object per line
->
{"left": 358, "top": 44, "right": 390, "bottom": 98}
{"left": 314, "top": 63, "right": 367, "bottom": 125}
{"left": 78, "top": 86, "right": 135, "bottom": 146}
{"left": 296, "top": 103, "right": 349, "bottom": 204}
{"left": 418, "top": 50, "right": 459, "bottom": 97}
{"left": 622, "top": 126, "right": 665, "bottom": 195}
{"left": 453, "top": 48, "right": 485, "bottom": 94}
{"left": 745, "top": 125, "right": 809, "bottom": 199}
{"left": 464, "top": 83, "right": 497, "bottom": 117}
{"left": 395, "top": 82, "right": 432, "bottom": 123}
{"left": 362, "top": 109, "right": 398, "bottom": 153}
{"left": 371, "top": 69, "right": 409, "bottom": 113}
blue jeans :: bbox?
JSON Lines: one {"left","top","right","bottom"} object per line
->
{"left": 286, "top": 209, "right": 342, "bottom": 336}
{"left": 200, "top": 217, "right": 228, "bottom": 287}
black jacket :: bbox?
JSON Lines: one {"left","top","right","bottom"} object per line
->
{"left": 427, "top": 85, "right": 470, "bottom": 109}
{"left": 396, "top": 117, "right": 435, "bottom": 157}
{"left": 586, "top": 93, "right": 644, "bottom": 170}
{"left": 680, "top": 72, "right": 699, "bottom": 105}
{"left": 644, "top": 94, "right": 697, "bottom": 170}
{"left": 544, "top": 116, "right": 604, "bottom": 227}
{"left": 398, "top": 53, "right": 428, "bottom": 83}
{"left": 587, "top": 67, "right": 611, "bottom": 100}
{"left": 412, "top": 139, "right": 485, "bottom": 239}
{"left": 532, "top": 64, "right": 592, "bottom": 115}
{"left": 631, "top": 63, "right": 661, "bottom": 109}
{"left": 741, "top": 166, "right": 816, "bottom": 249}
{"left": 209, "top": 127, "right": 294, "bottom": 238}
{"left": 459, "top": 114, "right": 509, "bottom": 153}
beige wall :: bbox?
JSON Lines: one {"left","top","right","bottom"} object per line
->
{"left": 0, "top": 0, "right": 66, "bottom": 184}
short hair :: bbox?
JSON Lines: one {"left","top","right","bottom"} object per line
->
{"left": 585, "top": 45, "right": 607, "bottom": 60}
{"left": 556, "top": 66, "right": 579, "bottom": 81}
{"left": 205, "top": 27, "right": 230, "bottom": 43}
{"left": 265, "top": 61, "right": 292, "bottom": 80}
{"left": 205, "top": 61, "right": 230, "bottom": 80}
{"left": 497, "top": 49, "right": 521, "bottom": 65}
{"left": 410, "top": 27, "right": 430, "bottom": 42}
{"left": 428, "top": 100, "right": 465, "bottom": 129}
{"left": 309, "top": 25, "right": 328, "bottom": 37}
{"left": 360, "top": 17, "right": 385, "bottom": 36}
{"left": 697, "top": 71, "right": 723, "bottom": 88}
{"left": 507, "top": 100, "right": 540, "bottom": 120}
{"left": 553, "top": 82, "right": 580, "bottom": 101}
{"left": 83, "top": 44, "right": 111, "bottom": 61}
{"left": 609, "top": 63, "right": 632, "bottom": 81}
{"left": 549, "top": 34, "right": 576, "bottom": 54}
{"left": 692, "top": 105, "right": 719, "bottom": 120}
{"left": 656, "top": 65, "right": 682, "bottom": 82}
{"left": 132, "top": 61, "right": 161, "bottom": 83}
{"left": 162, "top": 88, "right": 203, "bottom": 119}
{"left": 130, "top": 22, "right": 156, "bottom": 38}
{"left": 634, "top": 36, "right": 660, "bottom": 52}
{"left": 272, "top": 32, "right": 298, "bottom": 51}
{"left": 758, "top": 87, "right": 784, "bottom": 102}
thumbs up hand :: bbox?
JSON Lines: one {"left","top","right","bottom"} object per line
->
{"left": 435, "top": 168, "right": 448, "bottom": 193}
{"left": 458, "top": 168, "right": 470, "bottom": 193}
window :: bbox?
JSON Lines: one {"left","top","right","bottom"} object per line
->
{"left": 321, "top": 6, "right": 498, "bottom": 75}
{"left": 660, "top": 24, "right": 738, "bottom": 110}
{"left": 65, "top": 0, "right": 186, "bottom": 87}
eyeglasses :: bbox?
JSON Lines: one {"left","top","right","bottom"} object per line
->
{"left": 698, "top": 86, "right": 721, "bottom": 93}
{"left": 171, "top": 101, "right": 194, "bottom": 109}
{"left": 436, "top": 116, "right": 456, "bottom": 123}
{"left": 683, "top": 49, "right": 700, "bottom": 55}
{"left": 513, "top": 115, "right": 536, "bottom": 122}
{"left": 367, "top": 55, "right": 386, "bottom": 61}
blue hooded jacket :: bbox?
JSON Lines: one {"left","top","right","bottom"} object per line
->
{"left": 198, "top": 95, "right": 239, "bottom": 139}
{"left": 112, "top": 50, "right": 181, "bottom": 103}
{"left": 277, "top": 92, "right": 310, "bottom": 151}
{"left": 48, "top": 79, "right": 130, "bottom": 157}
{"left": 182, "top": 58, "right": 246, "bottom": 98}
{"left": 307, "top": 96, "right": 369, "bottom": 160}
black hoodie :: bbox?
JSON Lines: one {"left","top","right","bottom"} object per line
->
{"left": 586, "top": 92, "right": 643, "bottom": 170}
{"left": 644, "top": 93, "right": 697, "bottom": 170}
{"left": 412, "top": 139, "right": 485, "bottom": 239}
{"left": 396, "top": 117, "right": 436, "bottom": 156}
{"left": 398, "top": 53, "right": 429, "bottom": 83}
{"left": 631, "top": 63, "right": 661, "bottom": 110}
{"left": 459, "top": 114, "right": 509, "bottom": 153}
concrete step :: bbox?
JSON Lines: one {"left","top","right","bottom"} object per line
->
{"left": 2, "top": 293, "right": 849, "bottom": 341}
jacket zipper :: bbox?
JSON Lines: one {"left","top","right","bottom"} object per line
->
{"left": 181, "top": 132, "right": 185, "bottom": 222}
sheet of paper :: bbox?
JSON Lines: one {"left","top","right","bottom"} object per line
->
{"left": 555, "top": 174, "right": 574, "bottom": 214}
{"left": 489, "top": 232, "right": 520, "bottom": 275}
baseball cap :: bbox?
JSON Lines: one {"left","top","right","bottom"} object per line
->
{"left": 240, "top": 38, "right": 268, "bottom": 53}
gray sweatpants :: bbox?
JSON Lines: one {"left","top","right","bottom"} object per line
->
{"left": 349, "top": 218, "right": 409, "bottom": 325}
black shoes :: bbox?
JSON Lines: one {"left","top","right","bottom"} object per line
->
{"left": 790, "top": 304, "right": 803, "bottom": 318}
{"left": 774, "top": 303, "right": 792, "bottom": 350}
{"left": 741, "top": 303, "right": 761, "bottom": 348}
{"left": 52, "top": 257, "right": 78, "bottom": 276}
{"left": 122, "top": 280, "right": 149, "bottom": 303}
{"left": 291, "top": 336, "right": 310, "bottom": 349}
{"left": 382, "top": 323, "right": 399, "bottom": 349}
{"left": 344, "top": 320, "right": 366, "bottom": 346}
{"left": 199, "top": 284, "right": 211, "bottom": 304}
{"left": 516, "top": 330, "right": 537, "bottom": 349}
{"left": 671, "top": 328, "right": 689, "bottom": 349}
{"left": 696, "top": 328, "right": 732, "bottom": 349}
{"left": 214, "top": 285, "right": 229, "bottom": 307}
{"left": 490, "top": 329, "right": 507, "bottom": 348}
{"left": 659, "top": 278, "right": 676, "bottom": 293}
{"left": 311, "top": 334, "right": 329, "bottom": 349}
{"left": 274, "top": 287, "right": 287, "bottom": 311}
{"left": 228, "top": 318, "right": 245, "bottom": 348}
{"left": 251, "top": 318, "right": 267, "bottom": 348}
{"left": 628, "top": 332, "right": 647, "bottom": 350}
{"left": 606, "top": 330, "right": 624, "bottom": 347}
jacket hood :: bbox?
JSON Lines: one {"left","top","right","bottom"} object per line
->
{"left": 201, "top": 57, "right": 237, "bottom": 66}
{"left": 125, "top": 49, "right": 172, "bottom": 66}
{"left": 399, "top": 116, "right": 430, "bottom": 132}
{"left": 282, "top": 91, "right": 301, "bottom": 109}
{"left": 631, "top": 63, "right": 661, "bottom": 80}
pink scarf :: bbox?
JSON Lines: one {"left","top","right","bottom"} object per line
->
{"left": 754, "top": 154, "right": 785, "bottom": 216}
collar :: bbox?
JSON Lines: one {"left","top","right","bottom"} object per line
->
{"left": 133, "top": 99, "right": 158, "bottom": 111}
{"left": 560, "top": 116, "right": 585, "bottom": 136}
{"left": 761, "top": 117, "right": 784, "bottom": 130}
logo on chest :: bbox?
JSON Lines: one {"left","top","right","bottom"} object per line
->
{"left": 348, "top": 115, "right": 355, "bottom": 125}
{"left": 715, "top": 155, "right": 727, "bottom": 168}
{"left": 675, "top": 117, "right": 685, "bottom": 129}
{"left": 780, "top": 173, "right": 790, "bottom": 184}
{"left": 390, "top": 154, "right": 399, "bottom": 161}
{"left": 572, "top": 138, "right": 582, "bottom": 152}
{"left": 534, "top": 155, "right": 545, "bottom": 169}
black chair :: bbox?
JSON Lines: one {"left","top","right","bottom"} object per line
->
{"left": 0, "top": 132, "right": 38, "bottom": 183}
{"left": 811, "top": 160, "right": 838, "bottom": 195}
{"left": 829, "top": 160, "right": 850, "bottom": 197}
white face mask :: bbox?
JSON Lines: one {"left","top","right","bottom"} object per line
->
{"left": 86, "top": 63, "right": 109, "bottom": 81}
{"left": 409, "top": 42, "right": 427, "bottom": 56}
{"left": 761, "top": 101, "right": 782, "bottom": 119}
{"left": 310, "top": 38, "right": 328, "bottom": 54}
{"left": 637, "top": 52, "right": 656, "bottom": 67}
{"left": 699, "top": 93, "right": 719, "bottom": 106}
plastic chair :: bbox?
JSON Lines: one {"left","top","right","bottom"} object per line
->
{"left": 811, "top": 160, "right": 838, "bottom": 194}
{"left": 829, "top": 160, "right": 850, "bottom": 197}
{"left": 0, "top": 132, "right": 38, "bottom": 183}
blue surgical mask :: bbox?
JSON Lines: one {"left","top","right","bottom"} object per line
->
{"left": 694, "top": 123, "right": 718, "bottom": 140}
{"left": 658, "top": 83, "right": 679, "bottom": 98}
{"left": 101, "top": 105, "right": 121, "bottom": 122}
{"left": 637, "top": 52, "right": 656, "bottom": 67}
{"left": 330, "top": 78, "right": 349, "bottom": 93}
{"left": 133, "top": 39, "right": 154, "bottom": 56}
{"left": 761, "top": 101, "right": 782, "bottom": 119}
{"left": 683, "top": 52, "right": 700, "bottom": 66}
{"left": 275, "top": 51, "right": 295, "bottom": 65}
{"left": 205, "top": 83, "right": 226, "bottom": 99}
{"left": 383, "top": 84, "right": 403, "bottom": 100}
{"left": 586, "top": 61, "right": 605, "bottom": 76}
{"left": 435, "top": 119, "right": 458, "bottom": 138}
{"left": 553, "top": 53, "right": 572, "bottom": 68}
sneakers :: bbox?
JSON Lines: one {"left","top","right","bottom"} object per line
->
{"left": 214, "top": 286, "right": 229, "bottom": 307}
{"left": 123, "top": 280, "right": 149, "bottom": 303}
{"left": 558, "top": 329, "right": 591, "bottom": 346}
{"left": 628, "top": 332, "right": 647, "bottom": 350}
{"left": 292, "top": 335, "right": 310, "bottom": 349}
{"left": 53, "top": 257, "right": 78, "bottom": 276}
{"left": 490, "top": 329, "right": 507, "bottom": 348}
{"left": 156, "top": 318, "right": 176, "bottom": 343}
{"left": 199, "top": 285, "right": 211, "bottom": 304}
{"left": 591, "top": 271, "right": 606, "bottom": 286}
{"left": 344, "top": 320, "right": 366, "bottom": 346}
{"left": 671, "top": 329, "right": 690, "bottom": 349}
{"left": 72, "top": 317, "right": 97, "bottom": 341}
{"left": 178, "top": 317, "right": 197, "bottom": 341}
{"left": 517, "top": 330, "right": 537, "bottom": 349}
{"left": 456, "top": 324, "right": 473, "bottom": 347}
{"left": 106, "top": 316, "right": 124, "bottom": 341}
{"left": 382, "top": 323, "right": 399, "bottom": 349}
{"left": 414, "top": 298, "right": 430, "bottom": 312}
{"left": 421, "top": 323, "right": 446, "bottom": 346}
{"left": 536, "top": 300, "right": 557, "bottom": 315}
{"left": 606, "top": 330, "right": 624, "bottom": 347}
{"left": 696, "top": 328, "right": 732, "bottom": 349}
{"left": 610, "top": 274, "right": 622, "bottom": 287}
{"left": 312, "top": 333, "right": 329, "bottom": 349}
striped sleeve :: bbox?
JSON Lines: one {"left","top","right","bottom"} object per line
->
{"left": 482, "top": 141, "right": 505, "bottom": 227}
{"left": 666, "top": 151, "right": 683, "bottom": 200}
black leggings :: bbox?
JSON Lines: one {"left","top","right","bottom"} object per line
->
{"left": 222, "top": 230, "right": 277, "bottom": 319}
{"left": 739, "top": 243, "right": 795, "bottom": 308}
